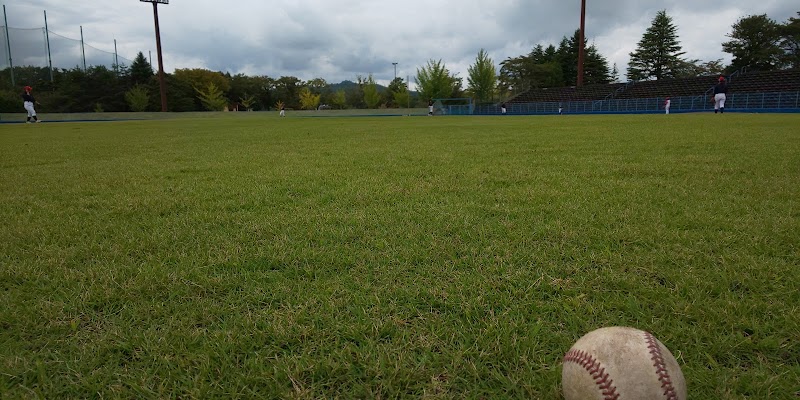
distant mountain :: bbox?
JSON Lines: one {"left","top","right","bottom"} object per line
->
{"left": 326, "top": 80, "right": 417, "bottom": 95}
{"left": 326, "top": 80, "right": 387, "bottom": 92}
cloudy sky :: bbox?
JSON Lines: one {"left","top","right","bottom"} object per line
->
{"left": 5, "top": 1, "right": 798, "bottom": 87}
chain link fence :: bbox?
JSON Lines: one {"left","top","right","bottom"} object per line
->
{"left": 474, "top": 92, "right": 800, "bottom": 114}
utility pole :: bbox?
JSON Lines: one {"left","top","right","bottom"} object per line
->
{"left": 392, "top": 62, "right": 398, "bottom": 80}
{"left": 44, "top": 11, "right": 53, "bottom": 82}
{"left": 140, "top": 0, "right": 169, "bottom": 111}
{"left": 3, "top": 5, "right": 14, "bottom": 86}
{"left": 577, "top": 0, "right": 586, "bottom": 87}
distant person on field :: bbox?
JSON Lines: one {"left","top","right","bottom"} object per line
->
{"left": 713, "top": 76, "right": 728, "bottom": 114}
{"left": 501, "top": 102, "right": 507, "bottom": 115}
{"left": 664, "top": 96, "right": 671, "bottom": 115}
{"left": 558, "top": 104, "right": 563, "bottom": 115}
{"left": 22, "top": 86, "right": 41, "bottom": 123}
{"left": 428, "top": 99, "right": 434, "bottom": 116}
{"left": 279, "top": 104, "right": 285, "bottom": 117}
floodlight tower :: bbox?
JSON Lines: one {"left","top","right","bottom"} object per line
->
{"left": 392, "top": 62, "right": 398, "bottom": 80}
{"left": 577, "top": 0, "right": 586, "bottom": 87}
{"left": 141, "top": 0, "right": 169, "bottom": 111}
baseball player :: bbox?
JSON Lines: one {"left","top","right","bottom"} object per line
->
{"left": 713, "top": 76, "right": 728, "bottom": 114}
{"left": 428, "top": 99, "right": 434, "bottom": 116}
{"left": 22, "top": 86, "right": 42, "bottom": 123}
{"left": 664, "top": 96, "right": 671, "bottom": 114}
{"left": 501, "top": 102, "right": 507, "bottom": 115}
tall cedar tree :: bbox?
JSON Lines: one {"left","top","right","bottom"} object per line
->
{"left": 723, "top": 14, "right": 785, "bottom": 71}
{"left": 559, "top": 30, "right": 612, "bottom": 86}
{"left": 627, "top": 10, "right": 686, "bottom": 81}
{"left": 129, "top": 52, "right": 154, "bottom": 86}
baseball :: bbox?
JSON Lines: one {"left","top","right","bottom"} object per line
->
{"left": 562, "top": 326, "right": 687, "bottom": 400}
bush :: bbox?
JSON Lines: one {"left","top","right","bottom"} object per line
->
{"left": 125, "top": 85, "right": 150, "bottom": 112}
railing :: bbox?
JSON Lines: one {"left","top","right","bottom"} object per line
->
{"left": 605, "top": 80, "right": 636, "bottom": 100}
{"left": 704, "top": 66, "right": 749, "bottom": 95}
{"left": 475, "top": 91, "right": 800, "bottom": 115}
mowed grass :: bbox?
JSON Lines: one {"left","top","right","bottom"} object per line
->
{"left": 1, "top": 113, "right": 798, "bottom": 398}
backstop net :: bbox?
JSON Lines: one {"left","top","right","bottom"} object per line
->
{"left": 432, "top": 98, "right": 474, "bottom": 115}
{"left": 1, "top": 26, "right": 133, "bottom": 73}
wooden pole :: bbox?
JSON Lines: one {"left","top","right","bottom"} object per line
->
{"left": 152, "top": 2, "right": 168, "bottom": 112}
{"left": 577, "top": 0, "right": 586, "bottom": 87}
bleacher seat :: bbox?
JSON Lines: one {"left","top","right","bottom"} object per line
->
{"left": 507, "top": 69, "right": 800, "bottom": 104}
{"left": 728, "top": 69, "right": 800, "bottom": 93}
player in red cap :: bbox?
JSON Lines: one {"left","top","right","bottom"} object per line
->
{"left": 22, "top": 86, "right": 42, "bottom": 123}
{"left": 712, "top": 76, "right": 728, "bottom": 114}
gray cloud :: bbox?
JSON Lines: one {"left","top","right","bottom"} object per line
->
{"left": 6, "top": 1, "right": 798, "bottom": 86}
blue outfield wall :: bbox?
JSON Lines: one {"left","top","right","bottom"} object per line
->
{"left": 469, "top": 91, "right": 800, "bottom": 115}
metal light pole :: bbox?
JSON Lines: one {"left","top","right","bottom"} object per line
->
{"left": 80, "top": 26, "right": 86, "bottom": 71}
{"left": 44, "top": 11, "right": 54, "bottom": 82}
{"left": 141, "top": 0, "right": 169, "bottom": 112}
{"left": 392, "top": 62, "right": 398, "bottom": 80}
{"left": 3, "top": 5, "right": 14, "bottom": 86}
{"left": 577, "top": 0, "right": 586, "bottom": 87}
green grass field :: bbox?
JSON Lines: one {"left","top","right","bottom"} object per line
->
{"left": 1, "top": 113, "right": 798, "bottom": 398}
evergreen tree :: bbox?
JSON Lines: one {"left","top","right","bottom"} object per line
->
{"left": 543, "top": 45, "right": 558, "bottom": 63}
{"left": 529, "top": 45, "right": 546, "bottom": 63}
{"left": 499, "top": 31, "right": 610, "bottom": 92}
{"left": 557, "top": 36, "right": 577, "bottom": 86}
{"left": 129, "top": 52, "right": 154, "bottom": 86}
{"left": 195, "top": 82, "right": 228, "bottom": 111}
{"left": 559, "top": 30, "right": 611, "bottom": 86}
{"left": 723, "top": 14, "right": 785, "bottom": 71}
{"left": 125, "top": 84, "right": 150, "bottom": 112}
{"left": 627, "top": 10, "right": 686, "bottom": 80}
{"left": 583, "top": 44, "right": 612, "bottom": 84}
{"left": 239, "top": 93, "right": 256, "bottom": 111}
{"left": 611, "top": 63, "right": 620, "bottom": 83}
{"left": 529, "top": 62, "right": 564, "bottom": 88}
{"left": 498, "top": 44, "right": 564, "bottom": 95}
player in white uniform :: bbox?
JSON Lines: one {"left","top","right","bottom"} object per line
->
{"left": 664, "top": 96, "right": 671, "bottom": 114}
{"left": 22, "top": 86, "right": 41, "bottom": 123}
{"left": 713, "top": 77, "right": 728, "bottom": 114}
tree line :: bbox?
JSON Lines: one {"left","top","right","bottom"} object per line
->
{"left": 500, "top": 10, "right": 799, "bottom": 95}
{"left": 0, "top": 9, "right": 797, "bottom": 113}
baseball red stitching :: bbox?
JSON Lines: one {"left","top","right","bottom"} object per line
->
{"left": 644, "top": 332, "right": 679, "bottom": 400}
{"left": 564, "top": 349, "right": 620, "bottom": 400}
